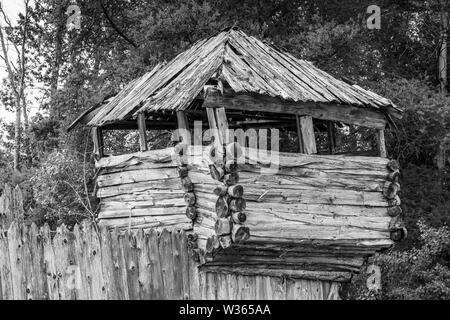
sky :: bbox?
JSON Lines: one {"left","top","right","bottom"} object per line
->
{"left": 0, "top": 0, "right": 39, "bottom": 124}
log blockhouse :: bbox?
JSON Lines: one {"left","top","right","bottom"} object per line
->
{"left": 70, "top": 28, "right": 405, "bottom": 285}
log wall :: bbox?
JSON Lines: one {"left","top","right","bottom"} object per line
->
{"left": 188, "top": 147, "right": 404, "bottom": 277}
{"left": 95, "top": 148, "right": 192, "bottom": 231}
{"left": 0, "top": 222, "right": 340, "bottom": 300}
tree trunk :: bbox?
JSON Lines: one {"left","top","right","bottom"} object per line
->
{"left": 50, "top": 0, "right": 66, "bottom": 114}
{"left": 439, "top": 9, "right": 448, "bottom": 94}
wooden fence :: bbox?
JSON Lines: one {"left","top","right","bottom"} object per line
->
{"left": 0, "top": 221, "right": 340, "bottom": 300}
{"left": 0, "top": 184, "right": 24, "bottom": 230}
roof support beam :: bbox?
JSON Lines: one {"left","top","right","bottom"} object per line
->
{"left": 377, "top": 129, "right": 387, "bottom": 158}
{"left": 137, "top": 113, "right": 148, "bottom": 151}
{"left": 203, "top": 91, "right": 387, "bottom": 129}
{"left": 296, "top": 115, "right": 317, "bottom": 154}
{"left": 92, "top": 127, "right": 104, "bottom": 159}
{"left": 176, "top": 111, "right": 190, "bottom": 144}
{"left": 327, "top": 121, "right": 337, "bottom": 155}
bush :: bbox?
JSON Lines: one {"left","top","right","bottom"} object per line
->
{"left": 28, "top": 149, "right": 96, "bottom": 228}
{"left": 345, "top": 220, "right": 450, "bottom": 300}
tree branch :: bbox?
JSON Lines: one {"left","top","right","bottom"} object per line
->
{"left": 100, "top": 1, "right": 138, "bottom": 48}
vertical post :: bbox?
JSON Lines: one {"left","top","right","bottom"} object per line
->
{"left": 176, "top": 111, "right": 190, "bottom": 144}
{"left": 137, "top": 113, "right": 148, "bottom": 152}
{"left": 206, "top": 108, "right": 221, "bottom": 146}
{"left": 377, "top": 129, "right": 387, "bottom": 157}
{"left": 214, "top": 108, "right": 229, "bottom": 146}
{"left": 327, "top": 121, "right": 336, "bottom": 155}
{"left": 296, "top": 115, "right": 317, "bottom": 154}
{"left": 296, "top": 115, "right": 304, "bottom": 153}
{"left": 92, "top": 127, "right": 104, "bottom": 159}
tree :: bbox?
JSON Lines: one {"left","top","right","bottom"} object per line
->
{"left": 0, "top": 0, "right": 31, "bottom": 172}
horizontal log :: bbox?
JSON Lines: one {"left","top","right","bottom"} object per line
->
{"left": 95, "top": 147, "right": 175, "bottom": 169}
{"left": 102, "top": 161, "right": 177, "bottom": 175}
{"left": 238, "top": 169, "right": 386, "bottom": 192}
{"left": 101, "top": 191, "right": 185, "bottom": 202}
{"left": 246, "top": 210, "right": 390, "bottom": 232}
{"left": 242, "top": 186, "right": 388, "bottom": 207}
{"left": 199, "top": 265, "right": 352, "bottom": 282}
{"left": 249, "top": 227, "right": 390, "bottom": 243}
{"left": 224, "top": 237, "right": 393, "bottom": 249}
{"left": 205, "top": 257, "right": 362, "bottom": 273}
{"left": 97, "top": 168, "right": 179, "bottom": 187}
{"left": 229, "top": 241, "right": 385, "bottom": 255}
{"left": 246, "top": 201, "right": 389, "bottom": 217}
{"left": 239, "top": 146, "right": 389, "bottom": 169}
{"left": 96, "top": 179, "right": 182, "bottom": 198}
{"left": 98, "top": 215, "right": 190, "bottom": 228}
{"left": 98, "top": 206, "right": 185, "bottom": 219}
{"left": 101, "top": 198, "right": 185, "bottom": 211}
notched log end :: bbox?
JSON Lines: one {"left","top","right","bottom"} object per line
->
{"left": 390, "top": 227, "right": 407, "bottom": 242}
{"left": 387, "top": 206, "right": 402, "bottom": 217}
{"left": 185, "top": 206, "right": 197, "bottom": 221}
{"left": 383, "top": 182, "right": 400, "bottom": 199}
{"left": 232, "top": 225, "right": 250, "bottom": 243}
{"left": 387, "top": 159, "right": 400, "bottom": 172}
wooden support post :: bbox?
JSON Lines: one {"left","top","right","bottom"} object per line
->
{"left": 377, "top": 129, "right": 387, "bottom": 158}
{"left": 137, "top": 113, "right": 148, "bottom": 152}
{"left": 214, "top": 108, "right": 229, "bottom": 146}
{"left": 296, "top": 115, "right": 317, "bottom": 154}
{"left": 296, "top": 115, "right": 304, "bottom": 153}
{"left": 206, "top": 107, "right": 221, "bottom": 146}
{"left": 327, "top": 121, "right": 336, "bottom": 155}
{"left": 92, "top": 127, "right": 104, "bottom": 159}
{"left": 176, "top": 111, "right": 190, "bottom": 144}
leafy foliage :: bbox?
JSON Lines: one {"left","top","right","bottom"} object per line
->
{"left": 345, "top": 220, "right": 450, "bottom": 300}
{"left": 27, "top": 148, "right": 96, "bottom": 228}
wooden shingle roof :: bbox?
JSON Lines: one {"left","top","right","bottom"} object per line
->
{"left": 82, "top": 28, "right": 402, "bottom": 127}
